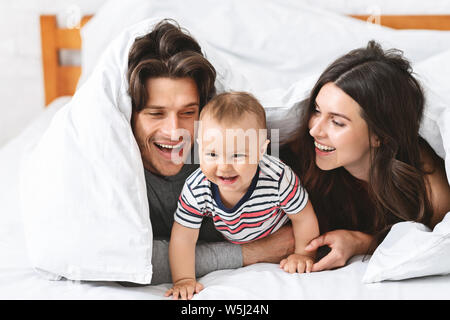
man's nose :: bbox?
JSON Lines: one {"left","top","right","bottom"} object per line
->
{"left": 161, "top": 113, "right": 180, "bottom": 137}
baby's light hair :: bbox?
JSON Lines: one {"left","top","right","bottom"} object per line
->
{"left": 199, "top": 92, "right": 267, "bottom": 130}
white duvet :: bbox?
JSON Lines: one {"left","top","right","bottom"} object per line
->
{"left": 5, "top": 0, "right": 450, "bottom": 298}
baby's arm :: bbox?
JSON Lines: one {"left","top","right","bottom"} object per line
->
{"left": 280, "top": 200, "right": 320, "bottom": 273}
{"left": 165, "top": 222, "right": 203, "bottom": 300}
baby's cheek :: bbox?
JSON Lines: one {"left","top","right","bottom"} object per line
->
{"left": 200, "top": 163, "right": 214, "bottom": 181}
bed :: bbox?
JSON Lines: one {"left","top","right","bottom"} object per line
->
{"left": 2, "top": 0, "right": 450, "bottom": 300}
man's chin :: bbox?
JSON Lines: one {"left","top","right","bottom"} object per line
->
{"left": 144, "top": 161, "right": 185, "bottom": 177}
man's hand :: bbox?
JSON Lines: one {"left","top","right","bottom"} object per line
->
{"left": 164, "top": 278, "right": 204, "bottom": 300}
{"left": 241, "top": 224, "right": 295, "bottom": 266}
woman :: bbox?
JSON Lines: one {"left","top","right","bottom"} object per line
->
{"left": 281, "top": 40, "right": 450, "bottom": 272}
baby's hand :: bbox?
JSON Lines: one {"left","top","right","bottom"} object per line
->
{"left": 164, "top": 278, "right": 204, "bottom": 300}
{"left": 280, "top": 253, "right": 314, "bottom": 274}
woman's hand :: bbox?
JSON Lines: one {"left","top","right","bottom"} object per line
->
{"left": 304, "top": 229, "right": 373, "bottom": 272}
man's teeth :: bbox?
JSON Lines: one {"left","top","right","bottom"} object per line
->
{"left": 314, "top": 141, "right": 336, "bottom": 151}
{"left": 155, "top": 142, "right": 183, "bottom": 149}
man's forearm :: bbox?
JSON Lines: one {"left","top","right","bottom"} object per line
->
{"left": 151, "top": 239, "right": 242, "bottom": 285}
{"left": 241, "top": 224, "right": 295, "bottom": 266}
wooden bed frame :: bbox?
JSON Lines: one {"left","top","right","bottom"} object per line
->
{"left": 40, "top": 14, "right": 450, "bottom": 106}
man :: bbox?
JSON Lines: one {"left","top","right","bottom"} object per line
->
{"left": 127, "top": 20, "right": 294, "bottom": 284}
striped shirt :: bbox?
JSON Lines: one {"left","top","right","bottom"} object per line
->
{"left": 174, "top": 154, "right": 308, "bottom": 244}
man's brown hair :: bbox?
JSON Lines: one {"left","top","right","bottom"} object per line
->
{"left": 127, "top": 19, "right": 216, "bottom": 112}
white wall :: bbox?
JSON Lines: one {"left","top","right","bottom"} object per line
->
{"left": 0, "top": 0, "right": 106, "bottom": 147}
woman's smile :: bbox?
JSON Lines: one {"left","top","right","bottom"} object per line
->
{"left": 314, "top": 140, "right": 336, "bottom": 155}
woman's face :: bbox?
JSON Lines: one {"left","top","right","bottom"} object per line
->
{"left": 308, "top": 82, "right": 377, "bottom": 181}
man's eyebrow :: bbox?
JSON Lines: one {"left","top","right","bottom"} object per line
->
{"left": 143, "top": 102, "right": 199, "bottom": 109}
{"left": 315, "top": 101, "right": 352, "bottom": 122}
{"left": 144, "top": 105, "right": 165, "bottom": 110}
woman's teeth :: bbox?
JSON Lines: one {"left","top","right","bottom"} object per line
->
{"left": 314, "top": 141, "right": 336, "bottom": 152}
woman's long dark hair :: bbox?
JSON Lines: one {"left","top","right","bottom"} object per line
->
{"left": 282, "top": 41, "right": 433, "bottom": 246}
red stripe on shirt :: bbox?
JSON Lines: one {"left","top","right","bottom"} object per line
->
{"left": 212, "top": 205, "right": 279, "bottom": 225}
{"left": 280, "top": 173, "right": 299, "bottom": 207}
{"left": 179, "top": 195, "right": 203, "bottom": 217}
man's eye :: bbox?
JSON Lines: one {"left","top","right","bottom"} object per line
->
{"left": 183, "top": 111, "right": 196, "bottom": 115}
{"left": 147, "top": 112, "right": 163, "bottom": 116}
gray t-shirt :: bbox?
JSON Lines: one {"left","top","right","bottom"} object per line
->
{"left": 145, "top": 163, "right": 225, "bottom": 242}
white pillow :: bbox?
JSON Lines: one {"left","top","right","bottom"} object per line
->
{"left": 415, "top": 49, "right": 450, "bottom": 165}
{"left": 19, "top": 20, "right": 162, "bottom": 284}
{"left": 363, "top": 212, "right": 450, "bottom": 283}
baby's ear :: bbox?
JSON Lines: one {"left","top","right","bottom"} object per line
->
{"left": 260, "top": 139, "right": 270, "bottom": 156}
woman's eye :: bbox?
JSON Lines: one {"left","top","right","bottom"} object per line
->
{"left": 206, "top": 152, "right": 217, "bottom": 157}
{"left": 332, "top": 120, "right": 345, "bottom": 127}
{"left": 233, "top": 154, "right": 246, "bottom": 159}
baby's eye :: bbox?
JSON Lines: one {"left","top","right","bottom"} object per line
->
{"left": 232, "top": 154, "right": 246, "bottom": 159}
{"left": 206, "top": 152, "right": 217, "bottom": 157}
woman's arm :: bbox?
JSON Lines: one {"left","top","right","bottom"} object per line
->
{"left": 421, "top": 147, "right": 450, "bottom": 228}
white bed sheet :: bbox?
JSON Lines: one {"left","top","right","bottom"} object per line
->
{"left": 1, "top": 98, "right": 450, "bottom": 299}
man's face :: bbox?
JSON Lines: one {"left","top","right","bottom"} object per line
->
{"left": 131, "top": 77, "right": 199, "bottom": 177}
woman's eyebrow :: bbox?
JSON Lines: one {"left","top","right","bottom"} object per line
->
{"left": 315, "top": 101, "right": 352, "bottom": 122}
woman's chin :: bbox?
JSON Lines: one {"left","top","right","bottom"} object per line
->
{"left": 315, "top": 158, "right": 337, "bottom": 171}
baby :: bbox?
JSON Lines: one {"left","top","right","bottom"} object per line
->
{"left": 165, "top": 92, "right": 320, "bottom": 300}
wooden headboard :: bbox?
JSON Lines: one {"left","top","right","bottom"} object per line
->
{"left": 40, "top": 15, "right": 92, "bottom": 106}
{"left": 40, "top": 14, "right": 450, "bottom": 106}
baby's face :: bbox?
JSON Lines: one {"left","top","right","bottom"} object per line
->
{"left": 197, "top": 113, "right": 269, "bottom": 194}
